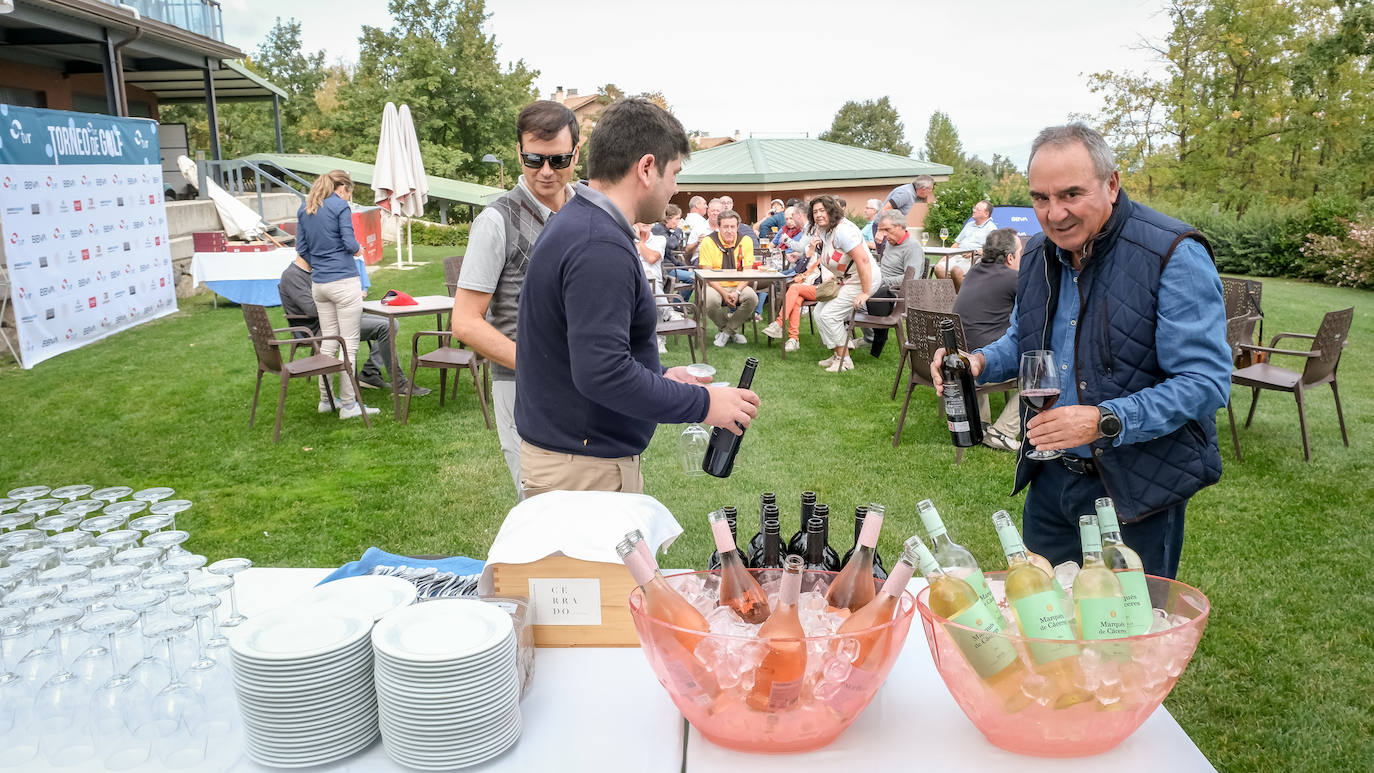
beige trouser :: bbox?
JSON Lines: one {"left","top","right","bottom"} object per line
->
{"left": 312, "top": 277, "right": 363, "bottom": 406}
{"left": 704, "top": 285, "right": 758, "bottom": 335}
{"left": 492, "top": 380, "right": 521, "bottom": 497}
{"left": 519, "top": 441, "right": 643, "bottom": 499}
{"left": 815, "top": 281, "right": 864, "bottom": 349}
{"left": 978, "top": 391, "right": 1022, "bottom": 438}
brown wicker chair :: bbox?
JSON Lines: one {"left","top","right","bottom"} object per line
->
{"left": 656, "top": 293, "right": 701, "bottom": 362}
{"left": 241, "top": 304, "right": 370, "bottom": 443}
{"left": 1221, "top": 277, "right": 1264, "bottom": 362}
{"left": 402, "top": 331, "right": 492, "bottom": 428}
{"left": 1228, "top": 306, "right": 1353, "bottom": 461}
{"left": 443, "top": 255, "right": 464, "bottom": 297}
{"left": 893, "top": 309, "right": 1016, "bottom": 460}
{"left": 890, "top": 278, "right": 958, "bottom": 400}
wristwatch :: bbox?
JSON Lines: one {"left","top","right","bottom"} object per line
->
{"left": 1097, "top": 406, "right": 1122, "bottom": 439}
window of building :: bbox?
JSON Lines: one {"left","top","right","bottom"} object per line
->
{"left": 0, "top": 87, "right": 46, "bottom": 108}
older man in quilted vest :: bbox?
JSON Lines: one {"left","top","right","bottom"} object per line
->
{"left": 931, "top": 123, "right": 1231, "bottom": 579}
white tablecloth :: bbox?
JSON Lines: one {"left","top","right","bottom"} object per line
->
{"left": 46, "top": 568, "right": 1213, "bottom": 772}
{"left": 190, "top": 249, "right": 299, "bottom": 286}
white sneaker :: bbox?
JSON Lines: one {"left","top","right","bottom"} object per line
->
{"left": 657, "top": 336, "right": 668, "bottom": 354}
{"left": 317, "top": 398, "right": 341, "bottom": 414}
{"left": 732, "top": 333, "right": 748, "bottom": 344}
{"left": 784, "top": 338, "right": 799, "bottom": 352}
{"left": 714, "top": 331, "right": 730, "bottom": 347}
{"left": 817, "top": 355, "right": 837, "bottom": 368}
{"left": 825, "top": 356, "right": 855, "bottom": 373}
{"left": 339, "top": 402, "right": 380, "bottom": 420}
{"left": 762, "top": 321, "right": 784, "bottom": 339}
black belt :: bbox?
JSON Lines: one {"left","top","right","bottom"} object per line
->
{"left": 1057, "top": 455, "right": 1098, "bottom": 475}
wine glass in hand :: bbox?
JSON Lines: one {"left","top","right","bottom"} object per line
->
{"left": 939, "top": 227, "right": 950, "bottom": 247}
{"left": 1019, "top": 350, "right": 1064, "bottom": 461}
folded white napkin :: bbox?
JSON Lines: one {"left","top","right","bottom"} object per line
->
{"left": 478, "top": 491, "right": 683, "bottom": 594}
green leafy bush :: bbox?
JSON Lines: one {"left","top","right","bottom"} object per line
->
{"left": 405, "top": 221, "right": 470, "bottom": 247}
{"left": 925, "top": 173, "right": 990, "bottom": 240}
{"left": 1165, "top": 194, "right": 1361, "bottom": 280}
{"left": 1302, "top": 218, "right": 1374, "bottom": 289}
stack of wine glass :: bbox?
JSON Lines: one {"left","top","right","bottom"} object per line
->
{"left": 0, "top": 483, "right": 252, "bottom": 770}
{"left": 371, "top": 599, "right": 522, "bottom": 770}
{"left": 230, "top": 603, "right": 381, "bottom": 767}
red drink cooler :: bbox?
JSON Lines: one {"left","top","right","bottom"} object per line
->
{"left": 352, "top": 207, "right": 384, "bottom": 265}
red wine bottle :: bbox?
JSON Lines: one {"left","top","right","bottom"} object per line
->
{"left": 748, "top": 503, "right": 780, "bottom": 568}
{"left": 814, "top": 503, "right": 842, "bottom": 572}
{"left": 939, "top": 319, "right": 983, "bottom": 447}
{"left": 801, "top": 516, "right": 828, "bottom": 574}
{"left": 746, "top": 492, "right": 775, "bottom": 561}
{"left": 702, "top": 357, "right": 758, "bottom": 478}
{"left": 787, "top": 491, "right": 817, "bottom": 555}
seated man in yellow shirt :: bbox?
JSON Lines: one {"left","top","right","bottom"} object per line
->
{"left": 699, "top": 210, "right": 757, "bottom": 346}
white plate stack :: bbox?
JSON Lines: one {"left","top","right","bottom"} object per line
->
{"left": 229, "top": 576, "right": 416, "bottom": 768}
{"left": 372, "top": 599, "right": 523, "bottom": 770}
{"left": 230, "top": 603, "right": 380, "bottom": 768}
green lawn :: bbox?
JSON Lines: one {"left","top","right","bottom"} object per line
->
{"left": 2, "top": 244, "right": 1371, "bottom": 771}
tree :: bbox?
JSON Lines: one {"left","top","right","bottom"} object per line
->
{"left": 923, "top": 172, "right": 989, "bottom": 239}
{"left": 252, "top": 18, "right": 328, "bottom": 133}
{"left": 919, "top": 111, "right": 964, "bottom": 168}
{"left": 817, "top": 97, "right": 912, "bottom": 155}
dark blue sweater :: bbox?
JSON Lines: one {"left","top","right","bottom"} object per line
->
{"left": 515, "top": 189, "right": 710, "bottom": 458}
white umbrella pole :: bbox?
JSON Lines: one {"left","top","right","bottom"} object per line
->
{"left": 394, "top": 214, "right": 404, "bottom": 269}
{"left": 407, "top": 218, "right": 414, "bottom": 266}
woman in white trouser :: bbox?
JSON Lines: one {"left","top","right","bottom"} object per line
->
{"left": 296, "top": 169, "right": 375, "bottom": 419}
{"left": 808, "top": 195, "right": 874, "bottom": 373}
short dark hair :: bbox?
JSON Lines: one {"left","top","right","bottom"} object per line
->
{"left": 517, "top": 100, "right": 579, "bottom": 148}
{"left": 807, "top": 195, "right": 845, "bottom": 231}
{"left": 587, "top": 98, "right": 690, "bottom": 183}
{"left": 718, "top": 209, "right": 741, "bottom": 226}
{"left": 982, "top": 227, "right": 1020, "bottom": 264}
{"left": 664, "top": 203, "right": 682, "bottom": 219}
{"left": 785, "top": 197, "right": 802, "bottom": 208}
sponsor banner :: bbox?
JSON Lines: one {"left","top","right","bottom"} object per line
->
{"left": 0, "top": 105, "right": 177, "bottom": 368}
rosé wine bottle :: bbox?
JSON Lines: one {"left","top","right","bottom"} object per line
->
{"left": 825, "top": 503, "right": 885, "bottom": 612}
{"left": 747, "top": 555, "right": 807, "bottom": 712}
{"left": 709, "top": 509, "right": 771, "bottom": 624}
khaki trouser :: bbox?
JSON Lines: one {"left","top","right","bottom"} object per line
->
{"left": 312, "top": 277, "right": 363, "bottom": 406}
{"left": 978, "top": 391, "right": 1022, "bottom": 438}
{"left": 519, "top": 441, "right": 644, "bottom": 499}
{"left": 704, "top": 285, "right": 758, "bottom": 335}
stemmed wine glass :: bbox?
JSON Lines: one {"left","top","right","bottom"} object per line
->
{"left": 7, "top": 486, "right": 52, "bottom": 502}
{"left": 112, "top": 588, "right": 171, "bottom": 693}
{"left": 143, "top": 615, "right": 208, "bottom": 769}
{"left": 90, "top": 487, "right": 133, "bottom": 504}
{"left": 0, "top": 499, "right": 20, "bottom": 514}
{"left": 82, "top": 608, "right": 152, "bottom": 771}
{"left": 939, "top": 226, "right": 950, "bottom": 247}
{"left": 31, "top": 605, "right": 98, "bottom": 767}
{"left": 128, "top": 513, "right": 172, "bottom": 537}
{"left": 149, "top": 500, "right": 192, "bottom": 532}
{"left": 0, "top": 513, "right": 34, "bottom": 532}
{"left": 206, "top": 558, "right": 251, "bottom": 627}
{"left": 143, "top": 529, "right": 190, "bottom": 559}
{"left": 98, "top": 529, "right": 144, "bottom": 554}
{"left": 187, "top": 575, "right": 233, "bottom": 656}
{"left": 0, "top": 608, "right": 40, "bottom": 768}
{"left": 17, "top": 499, "right": 62, "bottom": 521}
{"left": 678, "top": 364, "right": 715, "bottom": 476}
{"left": 103, "top": 501, "right": 148, "bottom": 522}
{"left": 131, "top": 488, "right": 175, "bottom": 505}
{"left": 1019, "top": 349, "right": 1065, "bottom": 461}
{"left": 49, "top": 485, "right": 93, "bottom": 502}
{"left": 57, "top": 499, "right": 104, "bottom": 518}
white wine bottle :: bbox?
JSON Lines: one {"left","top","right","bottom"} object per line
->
{"left": 917, "top": 499, "right": 998, "bottom": 619}
{"left": 992, "top": 511, "right": 1091, "bottom": 708}
{"left": 1073, "top": 514, "right": 1130, "bottom": 641}
{"left": 907, "top": 536, "right": 1030, "bottom": 713}
{"left": 1094, "top": 497, "right": 1152, "bottom": 636}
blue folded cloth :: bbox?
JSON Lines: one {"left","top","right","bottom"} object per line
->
{"left": 318, "top": 547, "right": 485, "bottom": 597}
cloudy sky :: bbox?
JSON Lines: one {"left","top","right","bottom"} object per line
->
{"left": 221, "top": 0, "right": 1175, "bottom": 169}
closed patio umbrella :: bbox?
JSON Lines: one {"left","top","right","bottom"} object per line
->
{"left": 372, "top": 102, "right": 425, "bottom": 268}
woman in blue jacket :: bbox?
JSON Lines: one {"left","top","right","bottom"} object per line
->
{"left": 296, "top": 170, "right": 376, "bottom": 418}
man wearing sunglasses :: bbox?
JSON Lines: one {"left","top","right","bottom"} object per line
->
{"left": 452, "top": 100, "right": 579, "bottom": 497}
{"left": 515, "top": 99, "right": 761, "bottom": 498}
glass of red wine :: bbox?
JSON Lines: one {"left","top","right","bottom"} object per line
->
{"left": 1019, "top": 350, "right": 1063, "bottom": 461}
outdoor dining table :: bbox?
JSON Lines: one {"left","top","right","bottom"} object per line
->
{"left": 130, "top": 566, "right": 1217, "bottom": 773}
{"left": 362, "top": 294, "right": 453, "bottom": 418}
{"left": 692, "top": 268, "right": 788, "bottom": 364}
{"left": 923, "top": 246, "right": 979, "bottom": 278}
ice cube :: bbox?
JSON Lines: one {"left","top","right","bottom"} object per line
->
{"left": 693, "top": 636, "right": 724, "bottom": 668}
{"left": 1149, "top": 607, "right": 1172, "bottom": 634}
{"left": 834, "top": 636, "right": 861, "bottom": 665}
{"left": 1019, "top": 673, "right": 1054, "bottom": 706}
{"left": 802, "top": 591, "right": 827, "bottom": 613}
{"left": 1053, "top": 561, "right": 1080, "bottom": 590}
{"left": 705, "top": 604, "right": 739, "bottom": 634}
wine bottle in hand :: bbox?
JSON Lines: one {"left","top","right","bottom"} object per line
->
{"left": 702, "top": 357, "right": 759, "bottom": 478}
{"left": 938, "top": 320, "right": 982, "bottom": 447}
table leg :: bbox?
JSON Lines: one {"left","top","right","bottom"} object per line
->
{"left": 389, "top": 318, "right": 400, "bottom": 418}
{"left": 695, "top": 275, "right": 707, "bottom": 364}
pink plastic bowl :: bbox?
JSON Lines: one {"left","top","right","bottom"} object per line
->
{"left": 628, "top": 569, "right": 916, "bottom": 753}
{"left": 917, "top": 572, "right": 1210, "bottom": 757}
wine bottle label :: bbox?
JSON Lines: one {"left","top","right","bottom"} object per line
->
{"left": 1077, "top": 596, "right": 1131, "bottom": 640}
{"left": 958, "top": 569, "right": 999, "bottom": 621}
{"left": 942, "top": 386, "right": 970, "bottom": 432}
{"left": 710, "top": 519, "right": 737, "bottom": 553}
{"left": 1011, "top": 590, "right": 1080, "bottom": 665}
{"left": 1095, "top": 499, "right": 1121, "bottom": 534}
{"left": 762, "top": 676, "right": 804, "bottom": 710}
{"left": 858, "top": 512, "right": 883, "bottom": 548}
{"left": 1114, "top": 569, "right": 1153, "bottom": 635}
{"left": 1080, "top": 520, "right": 1103, "bottom": 554}
{"left": 916, "top": 505, "right": 947, "bottom": 540}
{"left": 825, "top": 663, "right": 883, "bottom": 718}
{"left": 945, "top": 603, "right": 1019, "bottom": 679}
{"left": 663, "top": 657, "right": 717, "bottom": 708}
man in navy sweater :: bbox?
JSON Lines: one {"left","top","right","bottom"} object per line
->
{"left": 515, "top": 99, "right": 761, "bottom": 497}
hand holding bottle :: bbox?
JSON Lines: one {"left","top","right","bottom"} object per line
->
{"left": 703, "top": 386, "right": 759, "bottom": 436}
{"left": 930, "top": 347, "right": 985, "bottom": 395}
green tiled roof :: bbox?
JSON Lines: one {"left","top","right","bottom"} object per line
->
{"left": 677, "top": 138, "right": 953, "bottom": 185}
{"left": 245, "top": 153, "right": 505, "bottom": 207}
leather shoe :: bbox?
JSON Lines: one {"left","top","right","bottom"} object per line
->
{"left": 402, "top": 383, "right": 432, "bottom": 397}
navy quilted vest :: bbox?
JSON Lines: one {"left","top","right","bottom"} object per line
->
{"left": 1012, "top": 189, "right": 1223, "bottom": 523}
